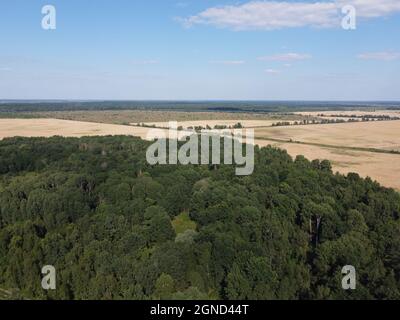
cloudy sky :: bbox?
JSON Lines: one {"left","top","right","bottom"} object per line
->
{"left": 0, "top": 0, "right": 399, "bottom": 100}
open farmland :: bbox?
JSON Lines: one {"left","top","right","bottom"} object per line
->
{"left": 0, "top": 118, "right": 195, "bottom": 141}
{"left": 254, "top": 119, "right": 400, "bottom": 190}
{"left": 255, "top": 139, "right": 400, "bottom": 191}
{"left": 1, "top": 117, "right": 400, "bottom": 190}
{"left": 0, "top": 119, "right": 154, "bottom": 139}
{"left": 255, "top": 120, "right": 400, "bottom": 152}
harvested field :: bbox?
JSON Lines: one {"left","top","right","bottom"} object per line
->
{"left": 0, "top": 118, "right": 193, "bottom": 141}
{"left": 255, "top": 139, "right": 400, "bottom": 191}
{"left": 0, "top": 119, "right": 154, "bottom": 139}
{"left": 255, "top": 120, "right": 400, "bottom": 152}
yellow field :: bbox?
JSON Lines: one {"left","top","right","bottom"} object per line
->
{"left": 0, "top": 119, "right": 153, "bottom": 139}
{"left": 0, "top": 118, "right": 192, "bottom": 141}
{"left": 255, "top": 120, "right": 400, "bottom": 190}
{"left": 255, "top": 139, "right": 400, "bottom": 190}
{"left": 255, "top": 120, "right": 400, "bottom": 152}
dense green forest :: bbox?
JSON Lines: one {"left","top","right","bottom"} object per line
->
{"left": 0, "top": 135, "right": 399, "bottom": 300}
{"left": 0, "top": 100, "right": 398, "bottom": 113}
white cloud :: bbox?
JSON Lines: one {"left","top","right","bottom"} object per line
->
{"left": 258, "top": 53, "right": 311, "bottom": 61}
{"left": 357, "top": 51, "right": 400, "bottom": 61}
{"left": 265, "top": 68, "right": 281, "bottom": 74}
{"left": 181, "top": 0, "right": 400, "bottom": 30}
{"left": 210, "top": 60, "right": 245, "bottom": 65}
{"left": 337, "top": 0, "right": 400, "bottom": 18}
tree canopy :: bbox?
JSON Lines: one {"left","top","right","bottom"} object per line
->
{"left": 0, "top": 135, "right": 399, "bottom": 300}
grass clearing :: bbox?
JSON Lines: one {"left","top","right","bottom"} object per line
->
{"left": 172, "top": 212, "right": 197, "bottom": 235}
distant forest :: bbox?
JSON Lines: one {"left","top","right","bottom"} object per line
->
{"left": 0, "top": 136, "right": 399, "bottom": 300}
{"left": 0, "top": 100, "right": 399, "bottom": 113}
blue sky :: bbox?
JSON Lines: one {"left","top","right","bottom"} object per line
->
{"left": 0, "top": 0, "right": 399, "bottom": 100}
